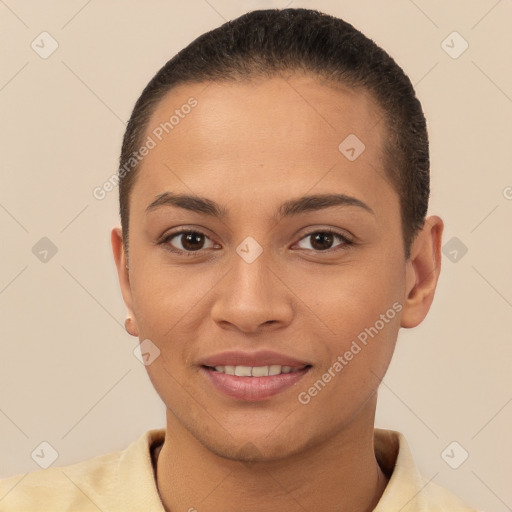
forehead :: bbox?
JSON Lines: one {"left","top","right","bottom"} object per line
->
{"left": 149, "top": 75, "right": 382, "bottom": 154}
{"left": 131, "top": 75, "right": 394, "bottom": 217}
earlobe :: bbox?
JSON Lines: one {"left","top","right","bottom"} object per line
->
{"left": 124, "top": 316, "right": 139, "bottom": 337}
{"left": 400, "top": 216, "right": 444, "bottom": 328}
{"left": 111, "top": 227, "right": 139, "bottom": 337}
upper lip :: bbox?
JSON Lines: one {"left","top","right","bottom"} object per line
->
{"left": 199, "top": 350, "right": 311, "bottom": 368}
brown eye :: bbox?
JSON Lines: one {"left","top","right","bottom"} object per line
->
{"left": 296, "top": 231, "right": 351, "bottom": 252}
{"left": 166, "top": 230, "right": 215, "bottom": 252}
{"left": 310, "top": 232, "right": 334, "bottom": 251}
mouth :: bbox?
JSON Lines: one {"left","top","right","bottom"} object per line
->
{"left": 203, "top": 364, "right": 310, "bottom": 376}
{"left": 200, "top": 363, "right": 312, "bottom": 401}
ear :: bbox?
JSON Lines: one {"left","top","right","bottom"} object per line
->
{"left": 400, "top": 215, "right": 444, "bottom": 328}
{"left": 111, "top": 227, "right": 139, "bottom": 337}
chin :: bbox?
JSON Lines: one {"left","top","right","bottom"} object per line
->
{"left": 203, "top": 436, "right": 302, "bottom": 463}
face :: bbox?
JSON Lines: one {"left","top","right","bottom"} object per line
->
{"left": 114, "top": 74, "right": 421, "bottom": 460}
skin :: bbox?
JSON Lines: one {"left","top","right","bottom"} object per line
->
{"left": 112, "top": 74, "right": 443, "bottom": 512}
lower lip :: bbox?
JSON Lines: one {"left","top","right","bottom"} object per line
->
{"left": 201, "top": 366, "right": 310, "bottom": 401}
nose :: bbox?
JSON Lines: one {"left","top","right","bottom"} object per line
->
{"left": 210, "top": 249, "right": 294, "bottom": 334}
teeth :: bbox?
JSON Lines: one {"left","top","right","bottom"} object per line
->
{"left": 269, "top": 365, "right": 281, "bottom": 376}
{"left": 234, "top": 365, "right": 252, "bottom": 377}
{"left": 212, "top": 365, "right": 304, "bottom": 376}
{"left": 251, "top": 366, "right": 269, "bottom": 377}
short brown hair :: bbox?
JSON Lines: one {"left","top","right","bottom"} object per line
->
{"left": 119, "top": 8, "right": 429, "bottom": 258}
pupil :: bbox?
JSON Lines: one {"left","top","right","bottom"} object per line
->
{"left": 311, "top": 232, "right": 333, "bottom": 251}
{"left": 182, "top": 232, "right": 203, "bottom": 250}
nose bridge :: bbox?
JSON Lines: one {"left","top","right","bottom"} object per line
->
{"left": 210, "top": 241, "right": 293, "bottom": 331}
{"left": 233, "top": 248, "right": 272, "bottom": 299}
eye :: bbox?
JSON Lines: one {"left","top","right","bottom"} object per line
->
{"left": 295, "top": 230, "right": 353, "bottom": 252}
{"left": 161, "top": 229, "right": 217, "bottom": 253}
{"left": 158, "top": 228, "right": 353, "bottom": 256}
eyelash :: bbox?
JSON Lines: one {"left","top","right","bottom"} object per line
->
{"left": 158, "top": 228, "right": 354, "bottom": 257}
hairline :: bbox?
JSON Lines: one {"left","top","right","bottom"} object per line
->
{"left": 122, "top": 73, "right": 413, "bottom": 260}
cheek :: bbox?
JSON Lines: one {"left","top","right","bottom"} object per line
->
{"left": 129, "top": 255, "right": 216, "bottom": 337}
{"left": 128, "top": 259, "right": 221, "bottom": 398}
{"left": 294, "top": 252, "right": 405, "bottom": 339}
{"left": 296, "top": 304, "right": 401, "bottom": 423}
{"left": 293, "top": 252, "right": 404, "bottom": 393}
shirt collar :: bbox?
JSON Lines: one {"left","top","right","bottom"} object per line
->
{"left": 117, "top": 428, "right": 166, "bottom": 511}
{"left": 373, "top": 428, "right": 437, "bottom": 511}
{"left": 117, "top": 427, "right": 446, "bottom": 511}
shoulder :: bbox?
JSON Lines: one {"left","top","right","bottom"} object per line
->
{"left": 0, "top": 428, "right": 165, "bottom": 512}
{"left": 0, "top": 448, "right": 123, "bottom": 511}
{"left": 422, "top": 479, "right": 481, "bottom": 512}
{"left": 374, "top": 428, "right": 480, "bottom": 512}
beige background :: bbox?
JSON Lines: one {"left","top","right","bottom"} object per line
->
{"left": 0, "top": 0, "right": 511, "bottom": 510}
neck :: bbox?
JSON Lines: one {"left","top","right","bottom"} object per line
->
{"left": 155, "top": 399, "right": 388, "bottom": 512}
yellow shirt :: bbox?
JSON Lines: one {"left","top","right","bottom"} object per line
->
{"left": 0, "top": 428, "right": 477, "bottom": 511}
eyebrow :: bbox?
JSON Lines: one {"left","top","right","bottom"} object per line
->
{"left": 145, "top": 191, "right": 375, "bottom": 218}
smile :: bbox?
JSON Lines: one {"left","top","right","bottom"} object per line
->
{"left": 201, "top": 364, "right": 312, "bottom": 401}
{"left": 206, "top": 364, "right": 308, "bottom": 376}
